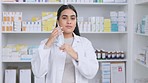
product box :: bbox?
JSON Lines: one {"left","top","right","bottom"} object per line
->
{"left": 19, "top": 69, "right": 31, "bottom": 83}
{"left": 42, "top": 12, "right": 57, "bottom": 32}
{"left": 101, "top": 63, "right": 111, "bottom": 83}
{"left": 5, "top": 69, "right": 16, "bottom": 83}
{"left": 111, "top": 62, "right": 125, "bottom": 83}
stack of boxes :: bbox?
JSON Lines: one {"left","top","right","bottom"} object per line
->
{"left": 104, "top": 19, "right": 111, "bottom": 32}
{"left": 118, "top": 11, "right": 126, "bottom": 32}
{"left": 2, "top": 44, "right": 38, "bottom": 61}
{"left": 136, "top": 46, "right": 148, "bottom": 66}
{"left": 2, "top": 12, "right": 22, "bottom": 32}
{"left": 22, "top": 21, "right": 41, "bottom": 32}
{"left": 110, "top": 11, "right": 118, "bottom": 32}
{"left": 98, "top": 17, "right": 104, "bottom": 32}
{"left": 101, "top": 62, "right": 126, "bottom": 83}
{"left": 42, "top": 12, "right": 57, "bottom": 32}
{"left": 78, "top": 17, "right": 105, "bottom": 32}
{"left": 103, "top": 0, "right": 126, "bottom": 3}
{"left": 5, "top": 68, "right": 32, "bottom": 83}
{"left": 2, "top": 0, "right": 61, "bottom": 2}
{"left": 136, "top": 15, "right": 148, "bottom": 34}
{"left": 110, "top": 11, "right": 126, "bottom": 32}
{"left": 101, "top": 63, "right": 111, "bottom": 83}
{"left": 141, "top": 16, "right": 148, "bottom": 34}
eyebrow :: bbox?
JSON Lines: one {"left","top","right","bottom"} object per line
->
{"left": 62, "top": 15, "right": 76, "bottom": 17}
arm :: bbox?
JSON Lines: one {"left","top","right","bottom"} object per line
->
{"left": 31, "top": 39, "right": 51, "bottom": 78}
{"left": 73, "top": 38, "right": 99, "bottom": 79}
{"left": 31, "top": 28, "right": 59, "bottom": 77}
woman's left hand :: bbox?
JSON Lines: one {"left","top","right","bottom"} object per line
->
{"left": 60, "top": 44, "right": 78, "bottom": 60}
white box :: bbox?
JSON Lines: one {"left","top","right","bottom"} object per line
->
{"left": 5, "top": 69, "right": 16, "bottom": 83}
{"left": 111, "top": 63, "right": 125, "bottom": 83}
{"left": 19, "top": 69, "right": 31, "bottom": 83}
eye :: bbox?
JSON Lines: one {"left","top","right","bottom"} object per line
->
{"left": 71, "top": 17, "right": 76, "bottom": 20}
{"left": 62, "top": 17, "right": 67, "bottom": 19}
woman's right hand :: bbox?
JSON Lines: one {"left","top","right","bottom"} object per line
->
{"left": 45, "top": 28, "right": 59, "bottom": 48}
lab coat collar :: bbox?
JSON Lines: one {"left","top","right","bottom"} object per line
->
{"left": 72, "top": 33, "right": 80, "bottom": 48}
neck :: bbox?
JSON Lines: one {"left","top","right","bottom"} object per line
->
{"left": 64, "top": 33, "right": 73, "bottom": 38}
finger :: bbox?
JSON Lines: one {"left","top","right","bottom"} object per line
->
{"left": 52, "top": 28, "right": 58, "bottom": 35}
{"left": 51, "top": 29, "right": 59, "bottom": 37}
{"left": 59, "top": 46, "right": 64, "bottom": 51}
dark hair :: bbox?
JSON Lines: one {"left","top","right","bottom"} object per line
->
{"left": 56, "top": 4, "right": 80, "bottom": 36}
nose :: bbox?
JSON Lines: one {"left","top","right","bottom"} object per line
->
{"left": 67, "top": 19, "right": 71, "bottom": 24}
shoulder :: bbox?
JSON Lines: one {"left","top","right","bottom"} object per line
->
{"left": 75, "top": 35, "right": 91, "bottom": 44}
{"left": 40, "top": 38, "right": 48, "bottom": 44}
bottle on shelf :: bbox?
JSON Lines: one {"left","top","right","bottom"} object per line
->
{"left": 107, "top": 51, "right": 112, "bottom": 59}
{"left": 120, "top": 51, "right": 125, "bottom": 59}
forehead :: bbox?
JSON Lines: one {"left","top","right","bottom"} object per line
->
{"left": 61, "top": 9, "right": 76, "bottom": 16}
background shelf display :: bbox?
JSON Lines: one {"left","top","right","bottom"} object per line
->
{"left": 0, "top": 1, "right": 129, "bottom": 83}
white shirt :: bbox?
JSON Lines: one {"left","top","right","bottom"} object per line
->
{"left": 31, "top": 34, "right": 99, "bottom": 83}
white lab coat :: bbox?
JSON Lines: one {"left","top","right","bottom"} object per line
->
{"left": 31, "top": 34, "right": 99, "bottom": 83}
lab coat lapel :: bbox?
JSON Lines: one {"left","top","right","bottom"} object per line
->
{"left": 72, "top": 34, "right": 80, "bottom": 48}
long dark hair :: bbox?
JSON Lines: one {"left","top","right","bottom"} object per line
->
{"left": 56, "top": 4, "right": 80, "bottom": 36}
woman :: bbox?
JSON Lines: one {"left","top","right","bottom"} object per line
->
{"left": 31, "top": 4, "right": 99, "bottom": 83}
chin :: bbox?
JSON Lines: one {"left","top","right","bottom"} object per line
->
{"left": 63, "top": 31, "right": 73, "bottom": 34}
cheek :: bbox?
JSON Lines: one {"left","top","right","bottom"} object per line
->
{"left": 59, "top": 22, "right": 66, "bottom": 27}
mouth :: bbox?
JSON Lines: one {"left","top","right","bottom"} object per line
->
{"left": 65, "top": 26, "right": 72, "bottom": 29}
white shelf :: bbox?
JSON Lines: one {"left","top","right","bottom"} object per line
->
{"left": 1, "top": 2, "right": 128, "bottom": 6}
{"left": 135, "top": 33, "right": 148, "bottom": 36}
{"left": 1, "top": 2, "right": 64, "bottom": 5}
{"left": 98, "top": 59, "right": 127, "bottom": 62}
{"left": 136, "top": 0, "right": 148, "bottom": 5}
{"left": 2, "top": 31, "right": 128, "bottom": 34}
{"left": 2, "top": 59, "right": 127, "bottom": 63}
{"left": 2, "top": 31, "right": 52, "bottom": 33}
{"left": 2, "top": 59, "right": 31, "bottom": 62}
{"left": 67, "top": 2, "right": 128, "bottom": 5}
{"left": 135, "top": 60, "right": 148, "bottom": 68}
{"left": 81, "top": 32, "right": 128, "bottom": 34}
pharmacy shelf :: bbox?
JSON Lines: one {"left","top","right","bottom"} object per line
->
{"left": 67, "top": 2, "right": 128, "bottom": 5}
{"left": 81, "top": 32, "right": 128, "bottom": 34}
{"left": 2, "top": 59, "right": 127, "bottom": 63}
{"left": 1, "top": 2, "right": 64, "bottom": 5}
{"left": 2, "top": 31, "right": 52, "bottom": 33}
{"left": 135, "top": 60, "right": 148, "bottom": 68}
{"left": 135, "top": 33, "right": 148, "bottom": 36}
{"left": 2, "top": 59, "right": 31, "bottom": 62}
{"left": 136, "top": 0, "right": 148, "bottom": 5}
{"left": 1, "top": 2, "right": 128, "bottom": 6}
{"left": 98, "top": 59, "right": 127, "bottom": 62}
{"left": 2, "top": 31, "right": 128, "bottom": 34}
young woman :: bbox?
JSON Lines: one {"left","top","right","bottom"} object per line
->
{"left": 31, "top": 4, "right": 99, "bottom": 83}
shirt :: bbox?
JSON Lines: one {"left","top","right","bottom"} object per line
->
{"left": 62, "top": 37, "right": 75, "bottom": 83}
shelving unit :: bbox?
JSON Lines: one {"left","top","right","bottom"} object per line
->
{"left": 0, "top": 1, "right": 130, "bottom": 83}
{"left": 132, "top": 0, "right": 148, "bottom": 81}
{"left": 98, "top": 59, "right": 127, "bottom": 62}
{"left": 136, "top": 0, "right": 148, "bottom": 5}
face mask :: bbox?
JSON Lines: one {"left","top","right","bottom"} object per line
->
{"left": 56, "top": 26, "right": 64, "bottom": 47}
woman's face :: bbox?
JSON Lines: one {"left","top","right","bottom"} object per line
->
{"left": 58, "top": 9, "right": 76, "bottom": 34}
